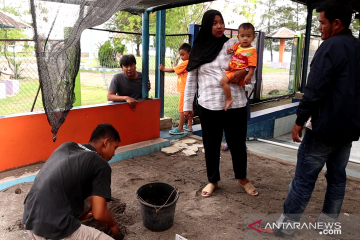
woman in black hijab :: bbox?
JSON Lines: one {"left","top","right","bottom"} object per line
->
{"left": 183, "top": 10, "right": 258, "bottom": 197}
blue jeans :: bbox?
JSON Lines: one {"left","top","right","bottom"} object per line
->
{"left": 282, "top": 129, "right": 352, "bottom": 221}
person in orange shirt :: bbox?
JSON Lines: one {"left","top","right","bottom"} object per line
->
{"left": 220, "top": 23, "right": 257, "bottom": 111}
{"left": 159, "top": 43, "right": 193, "bottom": 135}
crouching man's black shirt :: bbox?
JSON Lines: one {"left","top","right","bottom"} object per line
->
{"left": 23, "top": 142, "right": 112, "bottom": 239}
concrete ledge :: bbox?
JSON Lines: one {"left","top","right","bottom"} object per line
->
{"left": 187, "top": 134, "right": 203, "bottom": 141}
{"left": 80, "top": 66, "right": 118, "bottom": 72}
{"left": 294, "top": 91, "right": 304, "bottom": 99}
{"left": 247, "top": 102, "right": 299, "bottom": 139}
{"left": 160, "top": 117, "right": 172, "bottom": 131}
{"left": 160, "top": 130, "right": 190, "bottom": 140}
{"left": 0, "top": 171, "right": 39, "bottom": 191}
{"left": 160, "top": 124, "right": 202, "bottom": 140}
{"left": 189, "top": 103, "right": 299, "bottom": 140}
{"left": 108, "top": 138, "right": 170, "bottom": 164}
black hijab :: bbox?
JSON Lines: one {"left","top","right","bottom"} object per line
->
{"left": 186, "top": 10, "right": 229, "bottom": 71}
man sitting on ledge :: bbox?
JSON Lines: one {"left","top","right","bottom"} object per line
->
{"left": 107, "top": 54, "right": 150, "bottom": 110}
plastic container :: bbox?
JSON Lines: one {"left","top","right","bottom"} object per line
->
{"left": 136, "top": 182, "right": 179, "bottom": 232}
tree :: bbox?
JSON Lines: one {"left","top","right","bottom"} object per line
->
{"left": 311, "top": 9, "right": 360, "bottom": 38}
{"left": 256, "top": 0, "right": 310, "bottom": 60}
{"left": 98, "top": 39, "right": 125, "bottom": 67}
{"left": 222, "top": 0, "right": 258, "bottom": 25}
{"left": 0, "top": 5, "right": 30, "bottom": 77}
{"left": 106, "top": 2, "right": 260, "bottom": 65}
{"left": 156, "top": 3, "right": 212, "bottom": 66}
{"left": 350, "top": 19, "right": 359, "bottom": 38}
{"left": 105, "top": 11, "right": 152, "bottom": 56}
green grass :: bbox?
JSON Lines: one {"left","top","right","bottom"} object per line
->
{"left": 261, "top": 89, "right": 293, "bottom": 100}
{"left": 81, "top": 85, "right": 108, "bottom": 106}
{"left": 262, "top": 66, "right": 289, "bottom": 73}
{"left": 80, "top": 57, "right": 288, "bottom": 75}
{"left": 157, "top": 94, "right": 179, "bottom": 120}
{"left": 148, "top": 93, "right": 179, "bottom": 120}
{"left": 80, "top": 56, "right": 174, "bottom": 71}
{"left": 0, "top": 81, "right": 43, "bottom": 115}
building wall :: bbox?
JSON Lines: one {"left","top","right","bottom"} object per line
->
{"left": 0, "top": 100, "right": 160, "bottom": 172}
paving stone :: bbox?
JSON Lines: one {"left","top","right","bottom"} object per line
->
{"left": 174, "top": 143, "right": 188, "bottom": 149}
{"left": 170, "top": 139, "right": 180, "bottom": 144}
{"left": 186, "top": 146, "right": 198, "bottom": 152}
{"left": 192, "top": 144, "right": 204, "bottom": 148}
{"left": 179, "top": 139, "right": 197, "bottom": 144}
{"left": 161, "top": 146, "right": 181, "bottom": 154}
{"left": 183, "top": 149, "right": 197, "bottom": 156}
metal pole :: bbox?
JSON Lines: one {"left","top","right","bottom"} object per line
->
{"left": 155, "top": 10, "right": 166, "bottom": 117}
{"left": 13, "top": 45, "right": 16, "bottom": 78}
{"left": 255, "top": 31, "right": 264, "bottom": 102}
{"left": 142, "top": 11, "right": 150, "bottom": 99}
{"left": 301, "top": 2, "right": 313, "bottom": 92}
{"left": 296, "top": 34, "right": 304, "bottom": 91}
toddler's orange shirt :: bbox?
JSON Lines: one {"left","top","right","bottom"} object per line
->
{"left": 173, "top": 60, "right": 189, "bottom": 92}
{"left": 229, "top": 42, "right": 257, "bottom": 70}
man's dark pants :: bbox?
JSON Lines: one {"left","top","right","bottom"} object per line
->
{"left": 283, "top": 129, "right": 352, "bottom": 222}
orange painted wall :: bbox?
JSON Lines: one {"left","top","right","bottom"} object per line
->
{"left": 0, "top": 100, "right": 160, "bottom": 172}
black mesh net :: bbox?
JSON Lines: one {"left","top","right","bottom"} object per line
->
{"left": 29, "top": 0, "right": 141, "bottom": 141}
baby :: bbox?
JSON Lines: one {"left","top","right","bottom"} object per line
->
{"left": 220, "top": 23, "right": 257, "bottom": 111}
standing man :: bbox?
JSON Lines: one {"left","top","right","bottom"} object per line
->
{"left": 261, "top": 0, "right": 360, "bottom": 237}
{"left": 107, "top": 54, "right": 150, "bottom": 110}
{"left": 23, "top": 123, "right": 121, "bottom": 239}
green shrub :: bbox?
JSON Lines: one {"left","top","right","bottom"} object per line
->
{"left": 98, "top": 39, "right": 126, "bottom": 68}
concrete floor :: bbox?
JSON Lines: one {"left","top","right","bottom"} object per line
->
{"left": 247, "top": 132, "right": 360, "bottom": 179}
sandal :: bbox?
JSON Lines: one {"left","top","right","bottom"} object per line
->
{"left": 201, "top": 183, "right": 217, "bottom": 197}
{"left": 238, "top": 181, "right": 258, "bottom": 196}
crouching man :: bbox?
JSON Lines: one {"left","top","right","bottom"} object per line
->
{"left": 23, "top": 123, "right": 120, "bottom": 239}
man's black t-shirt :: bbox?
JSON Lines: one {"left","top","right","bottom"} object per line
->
{"left": 108, "top": 72, "right": 143, "bottom": 100}
{"left": 22, "top": 142, "right": 112, "bottom": 239}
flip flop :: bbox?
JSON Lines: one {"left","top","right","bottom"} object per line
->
{"left": 201, "top": 183, "right": 217, "bottom": 197}
{"left": 238, "top": 182, "right": 258, "bottom": 196}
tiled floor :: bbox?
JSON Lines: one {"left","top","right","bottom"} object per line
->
{"left": 247, "top": 132, "right": 360, "bottom": 179}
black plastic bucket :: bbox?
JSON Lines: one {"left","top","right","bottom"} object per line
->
{"left": 136, "top": 182, "right": 179, "bottom": 232}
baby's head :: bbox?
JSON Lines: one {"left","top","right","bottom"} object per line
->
{"left": 179, "top": 43, "right": 191, "bottom": 61}
{"left": 237, "top": 23, "right": 255, "bottom": 48}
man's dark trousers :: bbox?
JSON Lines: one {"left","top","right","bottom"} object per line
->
{"left": 283, "top": 129, "right": 352, "bottom": 221}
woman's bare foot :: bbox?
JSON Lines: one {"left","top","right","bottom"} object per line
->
{"left": 201, "top": 182, "right": 218, "bottom": 197}
{"left": 308, "top": 215, "right": 316, "bottom": 223}
{"left": 237, "top": 178, "right": 258, "bottom": 196}
{"left": 224, "top": 97, "right": 234, "bottom": 111}
{"left": 259, "top": 226, "right": 274, "bottom": 234}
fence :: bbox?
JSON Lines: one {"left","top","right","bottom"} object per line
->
{"left": 0, "top": 32, "right": 191, "bottom": 129}
{"left": 260, "top": 37, "right": 299, "bottom": 100}
{"left": 303, "top": 36, "right": 322, "bottom": 83}
{"left": 0, "top": 39, "right": 43, "bottom": 116}
{"left": 92, "top": 28, "right": 190, "bottom": 127}
{"left": 0, "top": 33, "right": 307, "bottom": 124}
